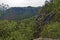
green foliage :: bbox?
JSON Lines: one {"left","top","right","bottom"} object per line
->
{"left": 41, "top": 22, "right": 60, "bottom": 38}
{"left": 0, "top": 20, "right": 17, "bottom": 40}
{"left": 39, "top": 0, "right": 60, "bottom": 38}
{"left": 0, "top": 16, "right": 37, "bottom": 40}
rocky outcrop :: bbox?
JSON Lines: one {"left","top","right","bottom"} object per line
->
{"left": 33, "top": 38, "right": 59, "bottom": 40}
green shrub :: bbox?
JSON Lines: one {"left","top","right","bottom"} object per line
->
{"left": 41, "top": 22, "right": 60, "bottom": 38}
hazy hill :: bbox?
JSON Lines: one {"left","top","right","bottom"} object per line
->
{"left": 2, "top": 7, "right": 41, "bottom": 20}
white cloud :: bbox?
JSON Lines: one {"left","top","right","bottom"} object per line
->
{"left": 0, "top": 0, "right": 46, "bottom": 7}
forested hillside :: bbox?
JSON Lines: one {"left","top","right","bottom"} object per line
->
{"left": 0, "top": 4, "right": 40, "bottom": 40}
{"left": 36, "top": 0, "right": 60, "bottom": 39}
{"left": 0, "top": 16, "right": 37, "bottom": 40}
{"left": 0, "top": 7, "right": 40, "bottom": 20}
{"left": 0, "top": 0, "right": 60, "bottom": 40}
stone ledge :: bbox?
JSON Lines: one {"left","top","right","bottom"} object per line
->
{"left": 33, "top": 38, "right": 59, "bottom": 40}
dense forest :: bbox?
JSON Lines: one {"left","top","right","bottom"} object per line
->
{"left": 0, "top": 16, "right": 37, "bottom": 40}
{"left": 0, "top": 0, "right": 60, "bottom": 40}
{"left": 0, "top": 4, "right": 38, "bottom": 40}
{"left": 38, "top": 0, "right": 60, "bottom": 39}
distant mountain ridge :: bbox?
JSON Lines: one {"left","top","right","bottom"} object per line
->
{"left": 1, "top": 7, "right": 41, "bottom": 20}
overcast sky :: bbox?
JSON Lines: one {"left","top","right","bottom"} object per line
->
{"left": 0, "top": 0, "right": 46, "bottom": 7}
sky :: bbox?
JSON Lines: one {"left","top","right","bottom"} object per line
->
{"left": 0, "top": 0, "right": 46, "bottom": 7}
